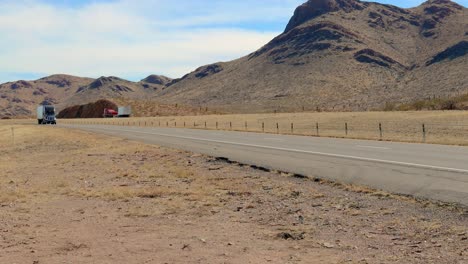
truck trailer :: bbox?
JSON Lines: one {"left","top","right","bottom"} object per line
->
{"left": 118, "top": 106, "right": 132, "bottom": 118}
{"left": 37, "top": 105, "right": 57, "bottom": 125}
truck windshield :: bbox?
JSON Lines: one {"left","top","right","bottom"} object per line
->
{"left": 45, "top": 106, "right": 55, "bottom": 115}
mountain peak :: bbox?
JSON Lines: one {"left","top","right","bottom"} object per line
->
{"left": 284, "top": 0, "right": 365, "bottom": 32}
{"left": 424, "top": 0, "right": 458, "bottom": 5}
{"left": 421, "top": 0, "right": 464, "bottom": 8}
{"left": 141, "top": 75, "right": 172, "bottom": 85}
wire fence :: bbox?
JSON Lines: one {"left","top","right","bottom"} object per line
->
{"left": 60, "top": 114, "right": 468, "bottom": 146}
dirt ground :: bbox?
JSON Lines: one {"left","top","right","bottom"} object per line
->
{"left": 62, "top": 110, "right": 468, "bottom": 146}
{"left": 0, "top": 124, "right": 467, "bottom": 264}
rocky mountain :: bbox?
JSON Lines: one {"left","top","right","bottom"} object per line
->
{"left": 0, "top": 75, "right": 94, "bottom": 117}
{"left": 66, "top": 76, "right": 160, "bottom": 106}
{"left": 1, "top": 0, "right": 466, "bottom": 116}
{"left": 0, "top": 74, "right": 165, "bottom": 117}
{"left": 140, "top": 75, "right": 172, "bottom": 86}
{"left": 156, "top": 0, "right": 467, "bottom": 112}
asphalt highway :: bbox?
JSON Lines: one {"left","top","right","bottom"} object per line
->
{"left": 60, "top": 124, "right": 468, "bottom": 206}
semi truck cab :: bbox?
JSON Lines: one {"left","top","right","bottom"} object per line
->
{"left": 37, "top": 105, "right": 57, "bottom": 125}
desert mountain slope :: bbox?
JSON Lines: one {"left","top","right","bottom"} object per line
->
{"left": 0, "top": 75, "right": 94, "bottom": 117}
{"left": 1, "top": 0, "right": 466, "bottom": 116}
{"left": 140, "top": 75, "right": 172, "bottom": 86}
{"left": 64, "top": 76, "right": 161, "bottom": 106}
{"left": 0, "top": 74, "right": 165, "bottom": 117}
{"left": 156, "top": 0, "right": 467, "bottom": 112}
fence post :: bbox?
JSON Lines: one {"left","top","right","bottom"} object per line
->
{"left": 262, "top": 122, "right": 265, "bottom": 132}
{"left": 422, "top": 124, "right": 426, "bottom": 143}
{"left": 205, "top": 121, "right": 207, "bottom": 128}
{"left": 276, "top": 123, "right": 279, "bottom": 134}
{"left": 184, "top": 122, "right": 186, "bottom": 128}
{"left": 175, "top": 122, "right": 177, "bottom": 127}
{"left": 166, "top": 121, "right": 168, "bottom": 127}
{"left": 379, "top": 123, "right": 383, "bottom": 140}
{"left": 216, "top": 122, "right": 218, "bottom": 129}
{"left": 291, "top": 123, "right": 294, "bottom": 134}
{"left": 345, "top": 122, "right": 348, "bottom": 136}
{"left": 11, "top": 127, "right": 14, "bottom": 146}
{"left": 230, "top": 122, "right": 232, "bottom": 130}
{"left": 316, "top": 123, "right": 319, "bottom": 137}
{"left": 194, "top": 121, "right": 196, "bottom": 127}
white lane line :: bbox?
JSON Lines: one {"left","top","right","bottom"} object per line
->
{"left": 356, "top": 145, "right": 391, "bottom": 150}
{"left": 68, "top": 125, "right": 468, "bottom": 174}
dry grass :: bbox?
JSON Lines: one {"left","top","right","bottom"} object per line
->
{"left": 76, "top": 186, "right": 176, "bottom": 201}
{"left": 1, "top": 122, "right": 467, "bottom": 264}
{"left": 112, "top": 98, "right": 221, "bottom": 117}
{"left": 59, "top": 110, "right": 468, "bottom": 145}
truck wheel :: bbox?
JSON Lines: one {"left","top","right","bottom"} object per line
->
{"left": 38, "top": 119, "right": 43, "bottom": 125}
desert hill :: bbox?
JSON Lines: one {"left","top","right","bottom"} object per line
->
{"left": 1, "top": 0, "right": 466, "bottom": 116}
{"left": 0, "top": 74, "right": 168, "bottom": 117}
{"left": 140, "top": 75, "right": 172, "bottom": 86}
{"left": 0, "top": 75, "right": 94, "bottom": 117}
{"left": 65, "top": 76, "right": 163, "bottom": 106}
{"left": 156, "top": 0, "right": 467, "bottom": 112}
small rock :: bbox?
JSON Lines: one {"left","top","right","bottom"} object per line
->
{"left": 181, "top": 244, "right": 191, "bottom": 250}
{"left": 277, "top": 232, "right": 305, "bottom": 240}
{"left": 321, "top": 242, "right": 335, "bottom": 248}
{"left": 298, "top": 215, "right": 304, "bottom": 224}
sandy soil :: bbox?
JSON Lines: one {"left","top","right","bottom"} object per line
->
{"left": 0, "top": 124, "right": 467, "bottom": 263}
{"left": 61, "top": 111, "right": 468, "bottom": 146}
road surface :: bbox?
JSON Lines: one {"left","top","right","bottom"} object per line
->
{"left": 60, "top": 124, "right": 468, "bottom": 206}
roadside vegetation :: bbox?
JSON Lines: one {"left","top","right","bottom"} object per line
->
{"left": 0, "top": 123, "right": 466, "bottom": 263}
{"left": 383, "top": 93, "right": 468, "bottom": 111}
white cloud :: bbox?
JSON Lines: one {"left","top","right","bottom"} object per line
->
{"left": 0, "top": 0, "right": 302, "bottom": 82}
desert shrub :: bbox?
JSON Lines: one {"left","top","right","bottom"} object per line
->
{"left": 383, "top": 102, "right": 396, "bottom": 111}
{"left": 440, "top": 100, "right": 457, "bottom": 110}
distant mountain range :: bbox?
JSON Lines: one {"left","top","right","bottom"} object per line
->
{"left": 0, "top": 74, "right": 171, "bottom": 117}
{"left": 1, "top": 0, "right": 467, "bottom": 117}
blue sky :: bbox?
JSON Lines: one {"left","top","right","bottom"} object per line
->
{"left": 0, "top": 0, "right": 466, "bottom": 83}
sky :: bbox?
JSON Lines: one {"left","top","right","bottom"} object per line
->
{"left": 0, "top": 0, "right": 466, "bottom": 83}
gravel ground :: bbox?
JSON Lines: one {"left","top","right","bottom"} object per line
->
{"left": 0, "top": 125, "right": 466, "bottom": 263}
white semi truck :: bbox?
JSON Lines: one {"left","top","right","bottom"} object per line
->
{"left": 37, "top": 105, "right": 57, "bottom": 125}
